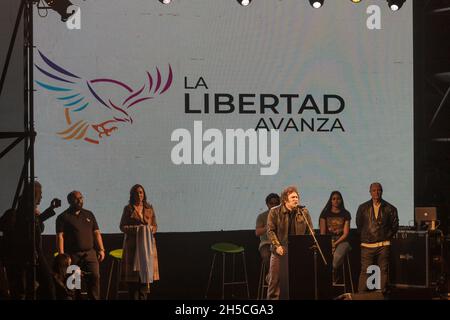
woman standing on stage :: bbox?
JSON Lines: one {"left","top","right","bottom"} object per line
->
{"left": 120, "top": 184, "right": 159, "bottom": 300}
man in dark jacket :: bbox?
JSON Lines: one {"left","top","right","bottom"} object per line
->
{"left": 356, "top": 182, "right": 398, "bottom": 293}
{"left": 266, "top": 185, "right": 313, "bottom": 300}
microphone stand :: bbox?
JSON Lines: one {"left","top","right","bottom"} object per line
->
{"left": 299, "top": 207, "right": 327, "bottom": 300}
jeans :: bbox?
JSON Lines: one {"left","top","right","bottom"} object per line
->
{"left": 358, "top": 245, "right": 390, "bottom": 293}
{"left": 267, "top": 250, "right": 289, "bottom": 300}
{"left": 333, "top": 242, "right": 351, "bottom": 270}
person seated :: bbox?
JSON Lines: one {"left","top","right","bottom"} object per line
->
{"left": 52, "top": 253, "right": 74, "bottom": 300}
{"left": 319, "top": 191, "right": 352, "bottom": 279}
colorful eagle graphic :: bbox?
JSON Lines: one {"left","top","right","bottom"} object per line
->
{"left": 35, "top": 50, "right": 173, "bottom": 144}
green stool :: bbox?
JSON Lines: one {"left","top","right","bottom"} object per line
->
{"left": 106, "top": 249, "right": 125, "bottom": 300}
{"left": 205, "top": 242, "right": 250, "bottom": 299}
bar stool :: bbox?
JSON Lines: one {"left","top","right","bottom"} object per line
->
{"left": 105, "top": 249, "right": 127, "bottom": 300}
{"left": 205, "top": 242, "right": 250, "bottom": 299}
{"left": 257, "top": 260, "right": 269, "bottom": 300}
{"left": 332, "top": 254, "right": 354, "bottom": 294}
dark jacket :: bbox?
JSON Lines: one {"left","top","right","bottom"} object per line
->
{"left": 267, "top": 204, "right": 313, "bottom": 251}
{"left": 356, "top": 199, "right": 399, "bottom": 244}
{"left": 0, "top": 206, "right": 55, "bottom": 263}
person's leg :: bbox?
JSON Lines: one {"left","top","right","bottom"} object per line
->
{"left": 0, "top": 261, "right": 9, "bottom": 299}
{"left": 36, "top": 249, "right": 56, "bottom": 300}
{"left": 358, "top": 247, "right": 374, "bottom": 292}
{"left": 376, "top": 246, "right": 390, "bottom": 292}
{"left": 279, "top": 253, "right": 289, "bottom": 300}
{"left": 5, "top": 263, "right": 26, "bottom": 300}
{"left": 138, "top": 283, "right": 149, "bottom": 300}
{"left": 83, "top": 250, "right": 100, "bottom": 300}
{"left": 267, "top": 253, "right": 280, "bottom": 300}
{"left": 333, "top": 242, "right": 351, "bottom": 270}
{"left": 127, "top": 282, "right": 139, "bottom": 300}
{"left": 127, "top": 282, "right": 148, "bottom": 300}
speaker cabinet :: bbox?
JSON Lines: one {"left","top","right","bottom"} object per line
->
{"left": 390, "top": 230, "right": 444, "bottom": 289}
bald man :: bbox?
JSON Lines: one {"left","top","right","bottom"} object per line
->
{"left": 356, "top": 182, "right": 398, "bottom": 293}
{"left": 56, "top": 191, "right": 105, "bottom": 300}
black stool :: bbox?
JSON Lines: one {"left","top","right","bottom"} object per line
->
{"left": 257, "top": 259, "right": 269, "bottom": 300}
{"left": 332, "top": 254, "right": 354, "bottom": 294}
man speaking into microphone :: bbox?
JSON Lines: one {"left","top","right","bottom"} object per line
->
{"left": 266, "top": 185, "right": 313, "bottom": 300}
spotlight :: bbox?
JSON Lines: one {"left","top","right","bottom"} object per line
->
{"left": 350, "top": 0, "right": 362, "bottom": 3}
{"left": 387, "top": 0, "right": 406, "bottom": 11}
{"left": 309, "top": 0, "right": 324, "bottom": 9}
{"left": 237, "top": 0, "right": 252, "bottom": 6}
{"left": 44, "top": 0, "right": 76, "bottom": 22}
{"left": 159, "top": 0, "right": 172, "bottom": 4}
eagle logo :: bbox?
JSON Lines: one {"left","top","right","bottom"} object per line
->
{"left": 35, "top": 50, "right": 173, "bottom": 144}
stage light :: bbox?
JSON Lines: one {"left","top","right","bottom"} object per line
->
{"left": 350, "top": 0, "right": 362, "bottom": 3}
{"left": 237, "top": 0, "right": 252, "bottom": 6}
{"left": 159, "top": 0, "right": 172, "bottom": 4}
{"left": 387, "top": 0, "right": 406, "bottom": 11}
{"left": 309, "top": 0, "right": 324, "bottom": 9}
{"left": 44, "top": 0, "right": 76, "bottom": 22}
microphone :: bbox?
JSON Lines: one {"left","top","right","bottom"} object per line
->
{"left": 295, "top": 205, "right": 306, "bottom": 215}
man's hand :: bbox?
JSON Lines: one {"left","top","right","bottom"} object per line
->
{"left": 50, "top": 198, "right": 61, "bottom": 209}
{"left": 97, "top": 250, "right": 105, "bottom": 262}
{"left": 276, "top": 246, "right": 285, "bottom": 256}
{"left": 94, "top": 230, "right": 105, "bottom": 262}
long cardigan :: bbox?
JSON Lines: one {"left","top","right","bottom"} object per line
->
{"left": 119, "top": 204, "right": 160, "bottom": 283}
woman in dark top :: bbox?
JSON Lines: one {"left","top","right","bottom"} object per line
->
{"left": 319, "top": 191, "right": 351, "bottom": 270}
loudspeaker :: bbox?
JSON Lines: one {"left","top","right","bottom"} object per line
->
{"left": 390, "top": 230, "right": 444, "bottom": 288}
{"left": 390, "top": 230, "right": 429, "bottom": 287}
